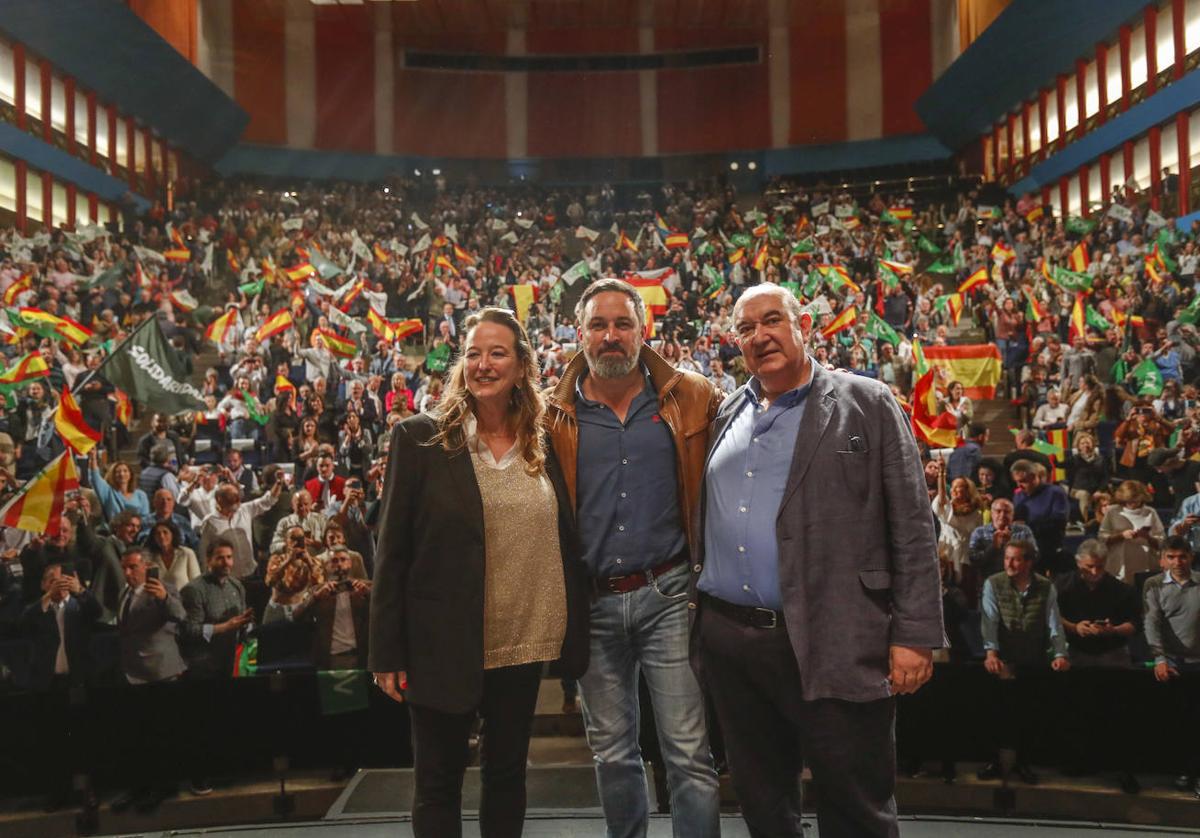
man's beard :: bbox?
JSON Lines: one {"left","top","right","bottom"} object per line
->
{"left": 583, "top": 342, "right": 640, "bottom": 379}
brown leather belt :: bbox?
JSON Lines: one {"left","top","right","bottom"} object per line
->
{"left": 596, "top": 556, "right": 686, "bottom": 595}
{"left": 701, "top": 593, "right": 784, "bottom": 629}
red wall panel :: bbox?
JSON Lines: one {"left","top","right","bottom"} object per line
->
{"left": 527, "top": 72, "right": 641, "bottom": 158}
{"left": 879, "top": 0, "right": 932, "bottom": 135}
{"left": 232, "top": 0, "right": 286, "bottom": 146}
{"left": 657, "top": 65, "right": 770, "bottom": 153}
{"left": 790, "top": 9, "right": 846, "bottom": 143}
{"left": 392, "top": 1, "right": 508, "bottom": 53}
{"left": 314, "top": 5, "right": 375, "bottom": 152}
{"left": 393, "top": 70, "right": 507, "bottom": 158}
{"left": 527, "top": 0, "right": 639, "bottom": 53}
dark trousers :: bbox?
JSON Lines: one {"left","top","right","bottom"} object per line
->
{"left": 407, "top": 662, "right": 542, "bottom": 838}
{"left": 698, "top": 604, "right": 898, "bottom": 838}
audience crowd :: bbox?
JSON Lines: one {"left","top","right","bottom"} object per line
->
{"left": 0, "top": 172, "right": 1198, "bottom": 795}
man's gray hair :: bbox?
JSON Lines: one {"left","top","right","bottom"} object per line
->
{"left": 732, "top": 283, "right": 806, "bottom": 329}
{"left": 1075, "top": 538, "right": 1107, "bottom": 565}
{"left": 574, "top": 278, "right": 646, "bottom": 330}
{"left": 150, "top": 443, "right": 173, "bottom": 466}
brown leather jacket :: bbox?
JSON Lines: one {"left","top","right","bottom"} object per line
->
{"left": 545, "top": 345, "right": 723, "bottom": 559}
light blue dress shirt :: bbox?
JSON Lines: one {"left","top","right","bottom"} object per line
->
{"left": 699, "top": 378, "right": 810, "bottom": 611}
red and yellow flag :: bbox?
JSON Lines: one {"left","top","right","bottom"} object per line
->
{"left": 204, "top": 308, "right": 237, "bottom": 344}
{"left": 367, "top": 307, "right": 393, "bottom": 341}
{"left": 922, "top": 344, "right": 1003, "bottom": 399}
{"left": 664, "top": 233, "right": 689, "bottom": 250}
{"left": 162, "top": 246, "right": 190, "bottom": 264}
{"left": 1025, "top": 206, "right": 1045, "bottom": 224}
{"left": 226, "top": 249, "right": 241, "bottom": 273}
{"left": 958, "top": 267, "right": 988, "bottom": 294}
{"left": 911, "top": 368, "right": 959, "bottom": 449}
{"left": 752, "top": 243, "right": 769, "bottom": 271}
{"left": 434, "top": 254, "right": 459, "bottom": 276}
{"left": 0, "top": 451, "right": 79, "bottom": 536}
{"left": 317, "top": 328, "right": 356, "bottom": 358}
{"left": 1068, "top": 293, "right": 1086, "bottom": 344}
{"left": 1068, "top": 242, "right": 1089, "bottom": 272}
{"left": 820, "top": 306, "right": 858, "bottom": 339}
{"left": 113, "top": 388, "right": 132, "bottom": 426}
{"left": 2, "top": 274, "right": 31, "bottom": 307}
{"left": 391, "top": 318, "right": 423, "bottom": 340}
{"left": 14, "top": 308, "right": 93, "bottom": 346}
{"left": 274, "top": 375, "right": 296, "bottom": 405}
{"left": 373, "top": 243, "right": 391, "bottom": 264}
{"left": 285, "top": 262, "right": 317, "bottom": 283}
{"left": 727, "top": 247, "right": 745, "bottom": 265}
{"left": 453, "top": 244, "right": 475, "bottom": 266}
{"left": 878, "top": 259, "right": 913, "bottom": 277}
{"left": 888, "top": 206, "right": 914, "bottom": 220}
{"left": 618, "top": 231, "right": 639, "bottom": 253}
{"left": 626, "top": 277, "right": 669, "bottom": 316}
{"left": 0, "top": 351, "right": 50, "bottom": 389}
{"left": 255, "top": 309, "right": 293, "bottom": 343}
{"left": 54, "top": 386, "right": 100, "bottom": 455}
{"left": 991, "top": 241, "right": 1015, "bottom": 263}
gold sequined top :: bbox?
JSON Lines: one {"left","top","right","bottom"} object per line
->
{"left": 470, "top": 451, "right": 567, "bottom": 670}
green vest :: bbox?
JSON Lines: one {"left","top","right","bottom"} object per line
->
{"left": 988, "top": 571, "right": 1053, "bottom": 667}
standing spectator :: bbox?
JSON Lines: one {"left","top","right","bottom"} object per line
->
{"left": 20, "top": 563, "right": 100, "bottom": 691}
{"left": 1143, "top": 536, "right": 1200, "bottom": 798}
{"left": 932, "top": 459, "right": 983, "bottom": 584}
{"left": 1058, "top": 335, "right": 1096, "bottom": 394}
{"left": 263, "top": 526, "right": 325, "bottom": 624}
{"left": 269, "top": 490, "right": 327, "bottom": 554}
{"left": 136, "top": 413, "right": 186, "bottom": 469}
{"left": 116, "top": 548, "right": 188, "bottom": 684}
{"left": 297, "top": 546, "right": 371, "bottom": 670}
{"left": 979, "top": 540, "right": 1070, "bottom": 784}
{"left": 1011, "top": 461, "right": 1070, "bottom": 574}
{"left": 305, "top": 453, "right": 346, "bottom": 513}
{"left": 89, "top": 455, "right": 150, "bottom": 521}
{"left": 179, "top": 538, "right": 254, "bottom": 679}
{"left": 138, "top": 443, "right": 182, "bottom": 498}
{"left": 196, "top": 481, "right": 283, "bottom": 579}
{"left": 947, "top": 423, "right": 988, "bottom": 482}
{"left": 144, "top": 520, "right": 202, "bottom": 591}
{"left": 1100, "top": 480, "right": 1164, "bottom": 583}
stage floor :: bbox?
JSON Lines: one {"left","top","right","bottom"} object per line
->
{"left": 153, "top": 814, "right": 1200, "bottom": 837}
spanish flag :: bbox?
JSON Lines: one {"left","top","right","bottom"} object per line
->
{"left": 1025, "top": 205, "right": 1045, "bottom": 223}
{"left": 911, "top": 368, "right": 959, "bottom": 449}
{"left": 226, "top": 249, "right": 241, "bottom": 273}
{"left": 665, "top": 233, "right": 689, "bottom": 250}
{"left": 0, "top": 351, "right": 50, "bottom": 390}
{"left": 392, "top": 318, "right": 423, "bottom": 340}
{"left": 204, "top": 308, "right": 237, "bottom": 344}
{"left": 752, "top": 243, "right": 769, "bottom": 271}
{"left": 991, "top": 241, "right": 1014, "bottom": 263}
{"left": 431, "top": 235, "right": 448, "bottom": 249}
{"left": 162, "top": 246, "right": 190, "bottom": 264}
{"left": 727, "top": 247, "right": 745, "bottom": 265}
{"left": 274, "top": 375, "right": 296, "bottom": 405}
{"left": 434, "top": 254, "right": 459, "bottom": 276}
{"left": 0, "top": 450, "right": 79, "bottom": 536}
{"left": 54, "top": 386, "right": 100, "bottom": 455}
{"left": 618, "top": 231, "right": 639, "bottom": 253}
{"left": 887, "top": 206, "right": 914, "bottom": 220}
{"left": 2, "top": 274, "right": 31, "bottom": 307}
{"left": 1068, "top": 293, "right": 1087, "bottom": 344}
{"left": 453, "top": 244, "right": 475, "bottom": 266}
{"left": 1068, "top": 242, "right": 1089, "bottom": 272}
{"left": 317, "top": 328, "right": 357, "bottom": 359}
{"left": 10, "top": 308, "right": 93, "bottom": 346}
{"left": 752, "top": 222, "right": 769, "bottom": 238}
{"left": 820, "top": 305, "right": 857, "bottom": 340}
{"left": 1024, "top": 288, "right": 1045, "bottom": 323}
{"left": 922, "top": 344, "right": 1003, "bottom": 398}
{"left": 285, "top": 262, "right": 317, "bottom": 283}
{"left": 946, "top": 293, "right": 963, "bottom": 326}
{"left": 958, "top": 267, "right": 988, "bottom": 294}
{"left": 373, "top": 243, "right": 391, "bottom": 264}
{"left": 255, "top": 309, "right": 293, "bottom": 342}
{"left": 1146, "top": 258, "right": 1165, "bottom": 285}
{"left": 113, "top": 388, "right": 132, "bottom": 426}
{"left": 627, "top": 277, "right": 669, "bottom": 316}
{"left": 169, "top": 224, "right": 186, "bottom": 249}
{"left": 367, "top": 307, "right": 394, "bottom": 341}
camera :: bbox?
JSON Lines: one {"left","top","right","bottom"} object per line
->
{"left": 146, "top": 566, "right": 160, "bottom": 581}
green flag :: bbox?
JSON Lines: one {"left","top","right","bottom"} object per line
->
{"left": 82, "top": 266, "right": 124, "bottom": 290}
{"left": 866, "top": 313, "right": 901, "bottom": 347}
{"left": 1111, "top": 356, "right": 1127, "bottom": 384}
{"left": 780, "top": 281, "right": 802, "bottom": 300}
{"left": 561, "top": 260, "right": 591, "bottom": 286}
{"left": 730, "top": 232, "right": 752, "bottom": 249}
{"left": 878, "top": 263, "right": 900, "bottom": 289}
{"left": 93, "top": 315, "right": 206, "bottom": 413}
{"left": 792, "top": 237, "right": 815, "bottom": 255}
{"left": 1131, "top": 357, "right": 1163, "bottom": 396}
{"left": 426, "top": 342, "right": 451, "bottom": 374}
{"left": 916, "top": 235, "right": 942, "bottom": 255}
{"left": 926, "top": 259, "right": 958, "bottom": 275}
{"left": 952, "top": 242, "right": 965, "bottom": 269}
{"left": 238, "top": 278, "right": 265, "bottom": 297}
{"left": 307, "top": 246, "right": 343, "bottom": 281}
{"left": 880, "top": 209, "right": 900, "bottom": 225}
{"left": 1051, "top": 267, "right": 1093, "bottom": 293}
{"left": 802, "top": 270, "right": 823, "bottom": 299}
{"left": 1179, "top": 295, "right": 1200, "bottom": 325}
{"left": 1085, "top": 305, "right": 1111, "bottom": 332}
{"left": 317, "top": 669, "right": 369, "bottom": 716}
{"left": 239, "top": 389, "right": 269, "bottom": 425}
{"left": 702, "top": 265, "right": 726, "bottom": 298}
{"left": 1065, "top": 216, "right": 1097, "bottom": 235}
{"left": 768, "top": 223, "right": 785, "bottom": 242}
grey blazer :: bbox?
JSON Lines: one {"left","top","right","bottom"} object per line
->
{"left": 118, "top": 583, "right": 188, "bottom": 683}
{"left": 690, "top": 363, "right": 945, "bottom": 703}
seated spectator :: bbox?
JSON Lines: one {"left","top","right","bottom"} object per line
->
{"left": 117, "top": 548, "right": 187, "bottom": 685}
{"left": 89, "top": 454, "right": 150, "bottom": 521}
{"left": 263, "top": 526, "right": 325, "bottom": 624}
{"left": 145, "top": 520, "right": 202, "bottom": 591}
{"left": 1011, "top": 460, "right": 1070, "bottom": 574}
{"left": 969, "top": 498, "right": 1037, "bottom": 580}
{"left": 939, "top": 380, "right": 973, "bottom": 435}
{"left": 1065, "top": 432, "right": 1109, "bottom": 522}
{"left": 1114, "top": 402, "right": 1173, "bottom": 484}
{"left": 1056, "top": 539, "right": 1139, "bottom": 668}
{"left": 1083, "top": 491, "right": 1113, "bottom": 538}
{"left": 1065, "top": 375, "right": 1104, "bottom": 434}
{"left": 1143, "top": 536, "right": 1200, "bottom": 797}
{"left": 1100, "top": 480, "right": 1164, "bottom": 583}
{"left": 295, "top": 546, "right": 371, "bottom": 670}
{"left": 1032, "top": 388, "right": 1069, "bottom": 430}
{"left": 1148, "top": 447, "right": 1200, "bottom": 516}
{"left": 979, "top": 539, "right": 1070, "bottom": 785}
{"left": 270, "top": 490, "right": 326, "bottom": 554}
{"left": 180, "top": 538, "right": 254, "bottom": 679}
{"left": 20, "top": 563, "right": 100, "bottom": 691}
{"left": 139, "top": 443, "right": 182, "bottom": 498}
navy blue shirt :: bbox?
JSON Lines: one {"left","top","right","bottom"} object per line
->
{"left": 700, "top": 377, "right": 811, "bottom": 610}
{"left": 575, "top": 369, "right": 686, "bottom": 577}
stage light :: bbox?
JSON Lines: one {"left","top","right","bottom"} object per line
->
{"left": 432, "top": 168, "right": 441, "bottom": 176}
{"left": 748, "top": 161, "right": 757, "bottom": 171}
{"left": 730, "top": 162, "right": 739, "bottom": 171}
{"left": 413, "top": 169, "right": 421, "bottom": 176}
{"left": 383, "top": 187, "right": 389, "bottom": 194}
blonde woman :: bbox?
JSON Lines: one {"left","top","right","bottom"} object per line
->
{"left": 1100, "top": 480, "right": 1164, "bottom": 582}
{"left": 369, "top": 308, "right": 590, "bottom": 838}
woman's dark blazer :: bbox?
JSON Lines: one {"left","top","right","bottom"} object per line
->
{"left": 367, "top": 412, "right": 590, "bottom": 714}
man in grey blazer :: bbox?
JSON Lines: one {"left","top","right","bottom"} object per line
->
{"left": 117, "top": 548, "right": 188, "bottom": 684}
{"left": 691, "top": 284, "right": 944, "bottom": 837}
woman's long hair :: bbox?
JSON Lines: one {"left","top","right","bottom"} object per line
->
{"left": 427, "top": 308, "right": 546, "bottom": 475}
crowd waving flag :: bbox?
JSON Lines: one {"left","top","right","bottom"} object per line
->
{"left": 54, "top": 386, "right": 101, "bottom": 455}
{"left": 0, "top": 451, "right": 79, "bottom": 536}
{"left": 921, "top": 344, "right": 1002, "bottom": 399}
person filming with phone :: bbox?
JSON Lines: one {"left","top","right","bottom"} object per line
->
{"left": 296, "top": 546, "right": 370, "bottom": 670}
{"left": 116, "top": 548, "right": 188, "bottom": 685}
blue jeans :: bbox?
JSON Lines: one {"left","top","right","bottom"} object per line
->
{"left": 578, "top": 562, "right": 720, "bottom": 838}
